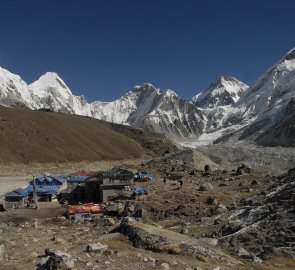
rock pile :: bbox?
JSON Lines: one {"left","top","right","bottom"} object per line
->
{"left": 218, "top": 173, "right": 295, "bottom": 260}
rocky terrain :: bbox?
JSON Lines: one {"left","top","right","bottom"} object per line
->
{"left": 0, "top": 44, "right": 294, "bottom": 270}
{"left": 0, "top": 149, "right": 294, "bottom": 270}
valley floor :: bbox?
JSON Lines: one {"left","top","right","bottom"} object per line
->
{"left": 0, "top": 149, "right": 295, "bottom": 270}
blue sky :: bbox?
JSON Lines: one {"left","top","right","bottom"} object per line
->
{"left": 0, "top": 0, "right": 295, "bottom": 101}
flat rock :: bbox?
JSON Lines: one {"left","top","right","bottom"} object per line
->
{"left": 116, "top": 218, "right": 242, "bottom": 265}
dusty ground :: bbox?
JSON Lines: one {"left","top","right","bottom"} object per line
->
{"left": 0, "top": 150, "right": 294, "bottom": 270}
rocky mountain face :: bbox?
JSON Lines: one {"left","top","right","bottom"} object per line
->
{"left": 192, "top": 76, "right": 248, "bottom": 108}
{"left": 0, "top": 47, "right": 294, "bottom": 146}
{"left": 217, "top": 172, "right": 295, "bottom": 260}
{"left": 0, "top": 67, "right": 35, "bottom": 109}
{"left": 236, "top": 48, "right": 295, "bottom": 143}
{"left": 90, "top": 84, "right": 206, "bottom": 138}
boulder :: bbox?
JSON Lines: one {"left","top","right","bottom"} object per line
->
{"left": 116, "top": 218, "right": 242, "bottom": 265}
{"left": 211, "top": 204, "right": 227, "bottom": 215}
{"left": 86, "top": 242, "right": 108, "bottom": 253}
{"left": 143, "top": 257, "right": 156, "bottom": 267}
{"left": 207, "top": 196, "right": 218, "bottom": 205}
{"left": 203, "top": 164, "right": 211, "bottom": 176}
{"left": 236, "top": 164, "right": 251, "bottom": 175}
{"left": 160, "top": 262, "right": 170, "bottom": 270}
{"left": 97, "top": 217, "right": 116, "bottom": 227}
{"left": 180, "top": 227, "right": 189, "bottom": 234}
{"left": 251, "top": 180, "right": 259, "bottom": 186}
{"left": 199, "top": 183, "right": 213, "bottom": 191}
{"left": 44, "top": 249, "right": 75, "bottom": 270}
{"left": 238, "top": 247, "right": 251, "bottom": 258}
{"left": 133, "top": 203, "right": 144, "bottom": 218}
{"left": 200, "top": 238, "right": 218, "bottom": 247}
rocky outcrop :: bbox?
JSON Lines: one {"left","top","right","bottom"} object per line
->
{"left": 43, "top": 249, "right": 75, "bottom": 270}
{"left": 116, "top": 218, "right": 242, "bottom": 265}
{"left": 217, "top": 174, "right": 295, "bottom": 260}
{"left": 255, "top": 99, "right": 295, "bottom": 146}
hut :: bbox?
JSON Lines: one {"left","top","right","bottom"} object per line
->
{"left": 4, "top": 188, "right": 29, "bottom": 209}
{"left": 27, "top": 176, "right": 67, "bottom": 201}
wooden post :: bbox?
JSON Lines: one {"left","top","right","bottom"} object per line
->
{"left": 32, "top": 176, "right": 39, "bottom": 210}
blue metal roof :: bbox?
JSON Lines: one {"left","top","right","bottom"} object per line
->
{"left": 5, "top": 188, "right": 29, "bottom": 197}
{"left": 31, "top": 176, "right": 86, "bottom": 184}
{"left": 26, "top": 184, "right": 61, "bottom": 195}
{"left": 30, "top": 176, "right": 67, "bottom": 185}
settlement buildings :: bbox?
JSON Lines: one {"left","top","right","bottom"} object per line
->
{"left": 3, "top": 169, "right": 136, "bottom": 208}
{"left": 85, "top": 169, "right": 134, "bottom": 203}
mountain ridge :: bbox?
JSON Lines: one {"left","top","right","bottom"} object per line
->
{"left": 0, "top": 47, "right": 294, "bottom": 147}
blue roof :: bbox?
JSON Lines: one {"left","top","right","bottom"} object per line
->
{"left": 32, "top": 176, "right": 87, "bottom": 184}
{"left": 26, "top": 184, "right": 61, "bottom": 195}
{"left": 5, "top": 188, "right": 29, "bottom": 197}
{"left": 31, "top": 176, "right": 67, "bottom": 185}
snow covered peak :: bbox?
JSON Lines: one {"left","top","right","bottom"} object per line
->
{"left": 237, "top": 47, "right": 295, "bottom": 121}
{"left": 162, "top": 89, "right": 178, "bottom": 99}
{"left": 27, "top": 72, "right": 92, "bottom": 115}
{"left": 33, "top": 72, "right": 61, "bottom": 87}
{"left": 192, "top": 76, "right": 248, "bottom": 108}
{"left": 219, "top": 75, "right": 242, "bottom": 84}
{"left": 29, "top": 72, "right": 69, "bottom": 94}
{"left": 131, "top": 83, "right": 159, "bottom": 94}
{"left": 0, "top": 66, "right": 35, "bottom": 108}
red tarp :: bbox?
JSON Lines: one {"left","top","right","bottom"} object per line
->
{"left": 67, "top": 203, "right": 105, "bottom": 214}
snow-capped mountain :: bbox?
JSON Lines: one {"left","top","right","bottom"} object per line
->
{"left": 196, "top": 47, "right": 295, "bottom": 146}
{"left": 0, "top": 67, "right": 34, "bottom": 109}
{"left": 192, "top": 76, "right": 248, "bottom": 108}
{"left": 0, "top": 47, "right": 294, "bottom": 146}
{"left": 90, "top": 83, "right": 161, "bottom": 125}
{"left": 237, "top": 48, "right": 295, "bottom": 132}
{"left": 91, "top": 83, "right": 205, "bottom": 138}
{"left": 29, "top": 72, "right": 92, "bottom": 115}
{"left": 0, "top": 69, "right": 92, "bottom": 115}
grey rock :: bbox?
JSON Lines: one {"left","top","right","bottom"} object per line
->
{"left": 44, "top": 250, "right": 75, "bottom": 270}
{"left": 97, "top": 217, "right": 116, "bottom": 227}
{"left": 143, "top": 257, "right": 156, "bottom": 267}
{"left": 207, "top": 196, "right": 218, "bottom": 205}
{"left": 86, "top": 242, "right": 108, "bottom": 253}
{"left": 238, "top": 247, "right": 250, "bottom": 257}
{"left": 198, "top": 183, "right": 213, "bottom": 191}
{"left": 160, "top": 262, "right": 170, "bottom": 270}
{"left": 116, "top": 218, "right": 241, "bottom": 265}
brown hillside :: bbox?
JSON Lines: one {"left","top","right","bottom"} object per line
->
{"left": 0, "top": 106, "right": 145, "bottom": 163}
